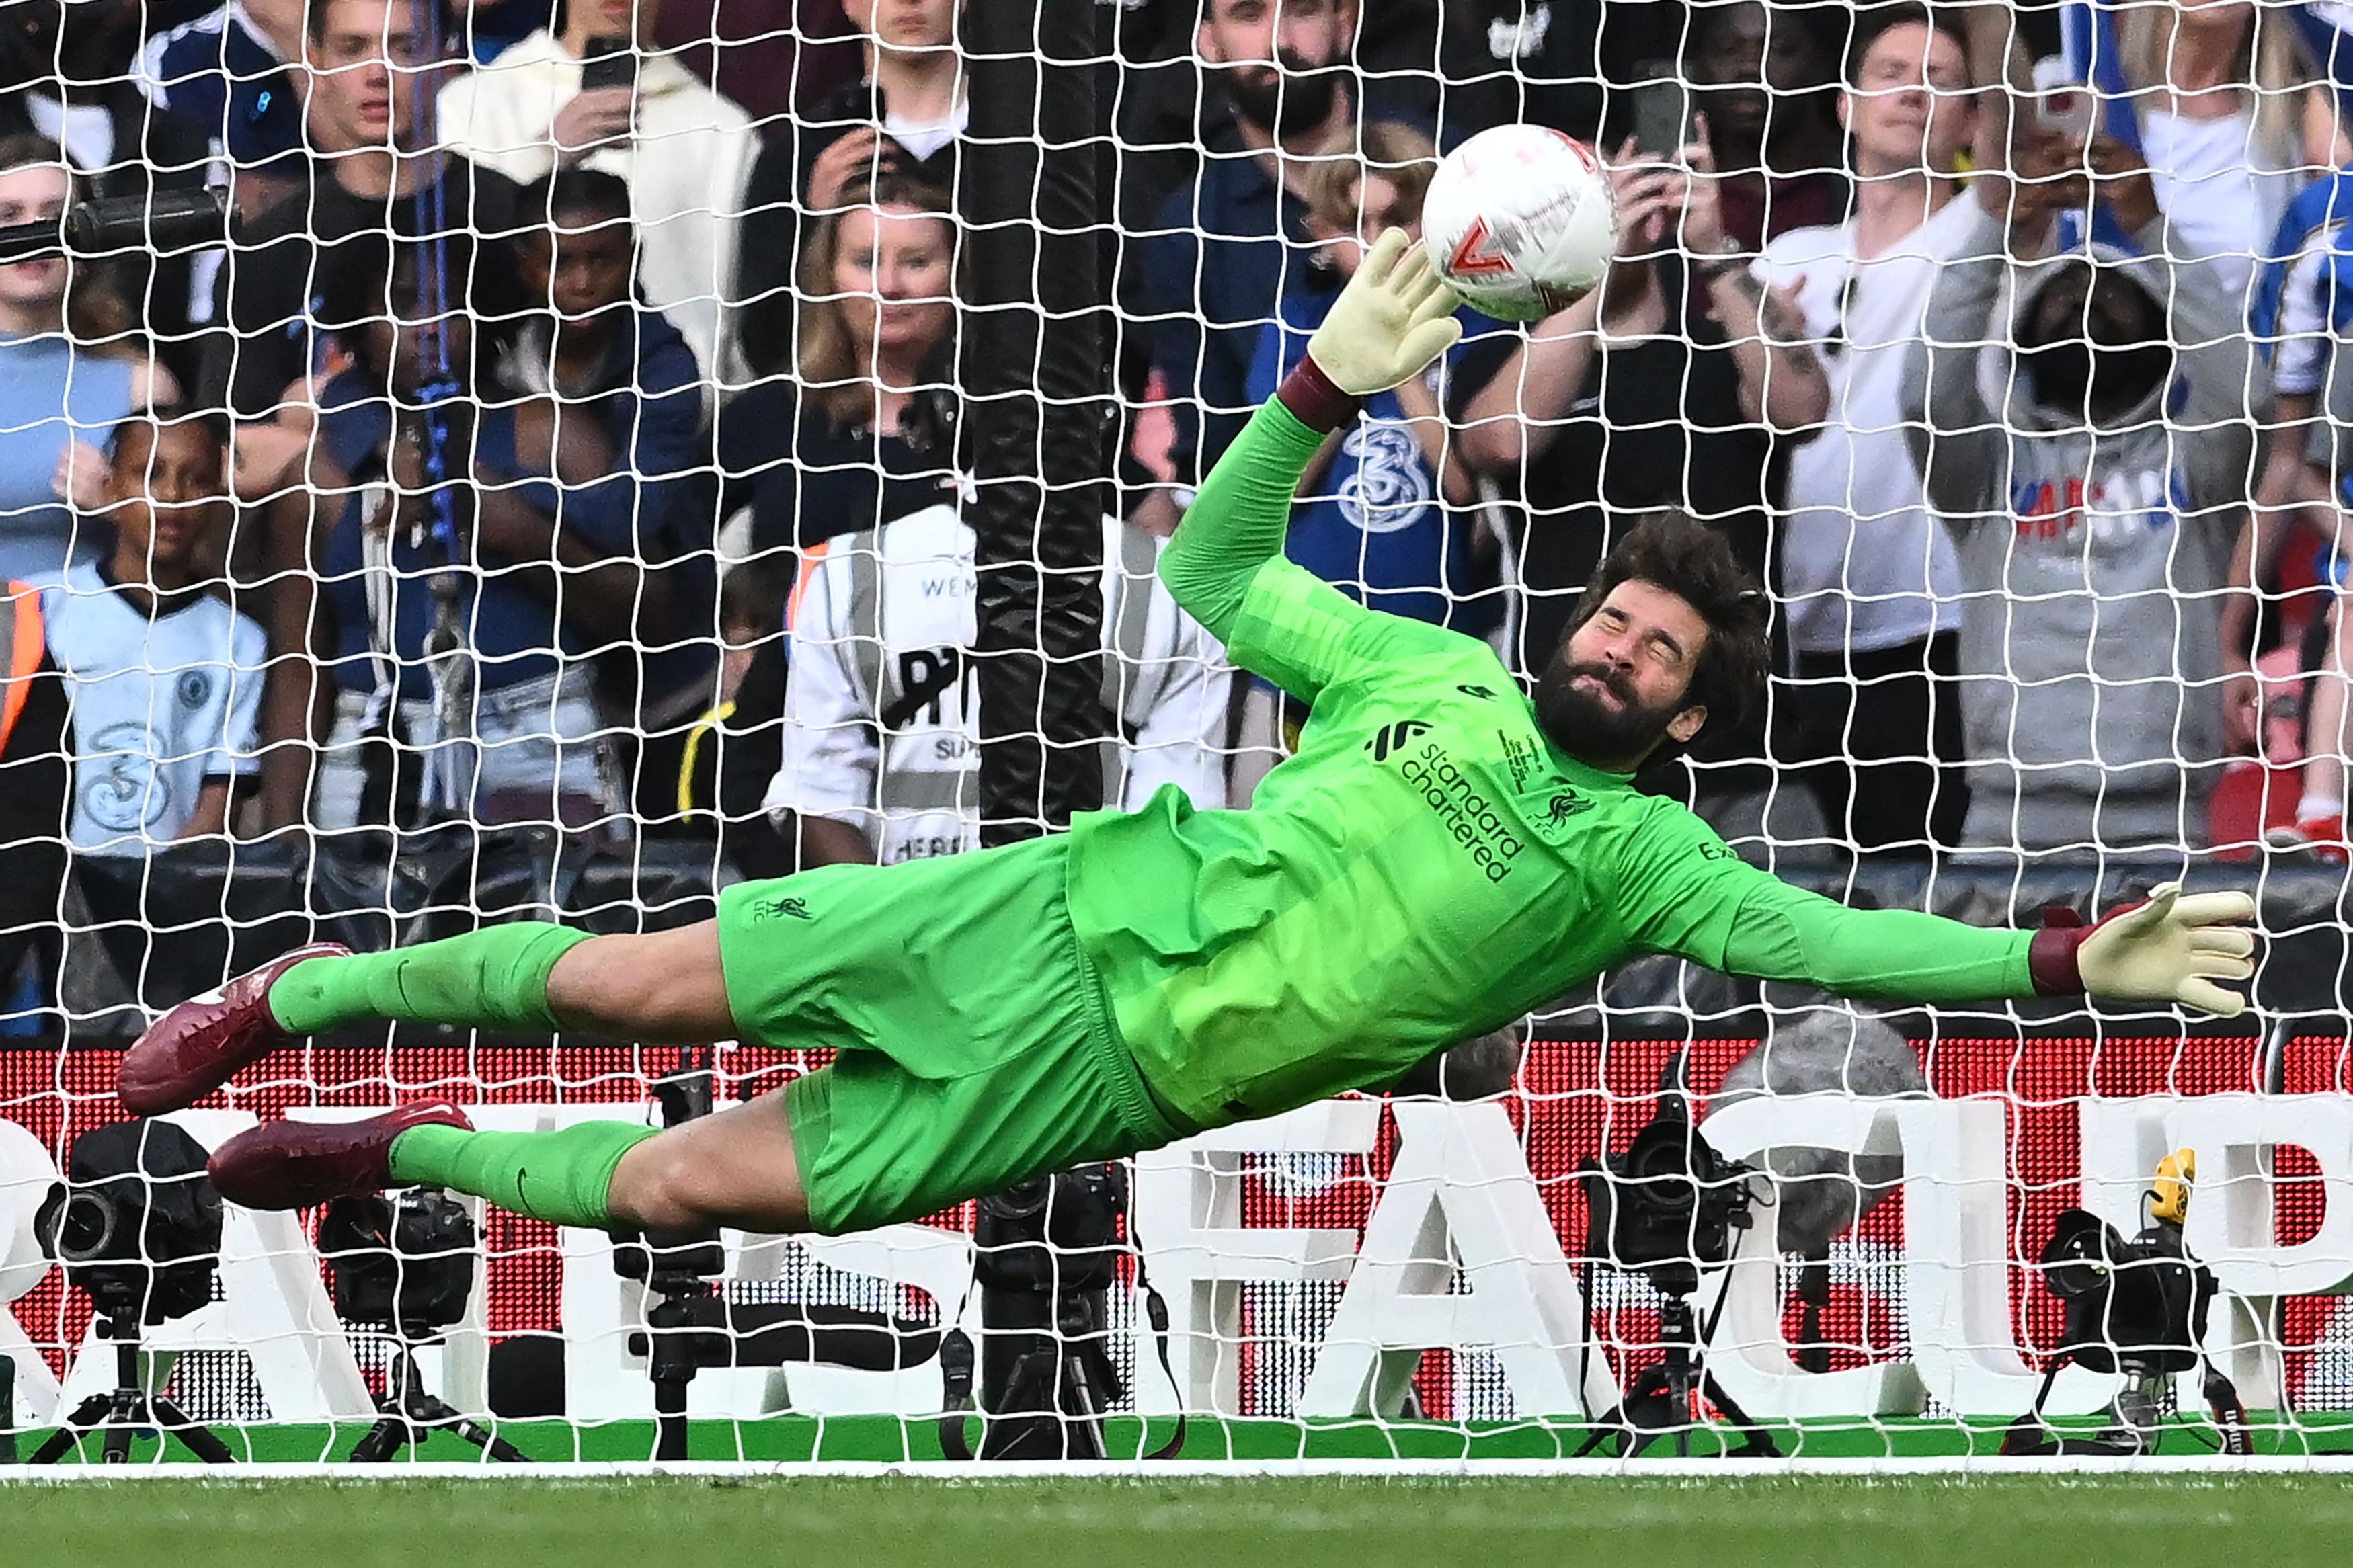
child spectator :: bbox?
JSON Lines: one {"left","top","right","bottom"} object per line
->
{"left": 501, "top": 167, "right": 713, "bottom": 819}
{"left": 34, "top": 407, "right": 263, "bottom": 856}
{"left": 249, "top": 233, "right": 640, "bottom": 835}
{"left": 438, "top": 0, "right": 760, "bottom": 383}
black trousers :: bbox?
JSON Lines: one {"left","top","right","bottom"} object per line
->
{"left": 1775, "top": 632, "right": 1970, "bottom": 852}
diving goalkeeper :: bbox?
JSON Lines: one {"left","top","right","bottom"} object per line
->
{"left": 121, "top": 232, "right": 2258, "bottom": 1238}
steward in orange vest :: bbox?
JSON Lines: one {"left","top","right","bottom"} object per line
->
{"left": 0, "top": 578, "right": 70, "bottom": 1015}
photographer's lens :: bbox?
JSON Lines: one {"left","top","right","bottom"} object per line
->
{"left": 983, "top": 1180, "right": 1051, "bottom": 1221}
{"left": 1621, "top": 1124, "right": 1698, "bottom": 1213}
{"left": 48, "top": 1190, "right": 118, "bottom": 1264}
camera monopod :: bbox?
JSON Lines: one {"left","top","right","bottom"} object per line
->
{"left": 0, "top": 187, "right": 228, "bottom": 266}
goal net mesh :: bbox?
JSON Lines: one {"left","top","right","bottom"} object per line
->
{"left": 0, "top": 0, "right": 2349, "bottom": 1463}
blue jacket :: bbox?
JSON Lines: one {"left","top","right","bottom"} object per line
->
{"left": 136, "top": 5, "right": 305, "bottom": 174}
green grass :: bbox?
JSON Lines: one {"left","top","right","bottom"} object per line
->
{"left": 0, "top": 1475, "right": 2346, "bottom": 1567}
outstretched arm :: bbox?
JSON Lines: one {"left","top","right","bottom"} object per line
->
{"left": 1641, "top": 848, "right": 2257, "bottom": 1016}
{"left": 1158, "top": 231, "right": 1463, "bottom": 698}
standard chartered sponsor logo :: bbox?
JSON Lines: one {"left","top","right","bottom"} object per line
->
{"left": 1398, "top": 739, "right": 1525, "bottom": 882}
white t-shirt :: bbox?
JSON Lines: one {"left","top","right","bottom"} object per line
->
{"left": 766, "top": 504, "right": 1228, "bottom": 864}
{"left": 34, "top": 562, "right": 266, "bottom": 856}
{"left": 1754, "top": 195, "right": 1985, "bottom": 657}
{"left": 884, "top": 95, "right": 967, "bottom": 163}
{"left": 2139, "top": 108, "right": 2284, "bottom": 307}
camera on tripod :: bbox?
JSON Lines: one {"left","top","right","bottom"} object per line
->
{"left": 938, "top": 1165, "right": 1133, "bottom": 1460}
{"left": 26, "top": 1118, "right": 233, "bottom": 1463}
{"left": 2004, "top": 1151, "right": 2250, "bottom": 1456}
{"left": 319, "top": 1185, "right": 529, "bottom": 1463}
{"left": 615, "top": 1051, "right": 945, "bottom": 1461}
{"left": 1573, "top": 1053, "right": 1776, "bottom": 1458}
{"left": 36, "top": 1120, "right": 221, "bottom": 1327}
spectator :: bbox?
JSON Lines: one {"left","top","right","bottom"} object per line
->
{"left": 0, "top": 137, "right": 178, "bottom": 586}
{"left": 766, "top": 499, "right": 1226, "bottom": 866}
{"left": 1751, "top": 5, "right": 1981, "bottom": 852}
{"left": 2247, "top": 166, "right": 2353, "bottom": 854}
{"left": 34, "top": 407, "right": 264, "bottom": 856}
{"left": 0, "top": 577, "right": 71, "bottom": 1024}
{"left": 1453, "top": 135, "right": 1827, "bottom": 677}
{"left": 249, "top": 234, "right": 641, "bottom": 834}
{"left": 133, "top": 0, "right": 309, "bottom": 209}
{"left": 0, "top": 0, "right": 218, "bottom": 354}
{"left": 208, "top": 0, "right": 522, "bottom": 423}
{"left": 438, "top": 0, "right": 760, "bottom": 385}
{"left": 1246, "top": 121, "right": 1503, "bottom": 636}
{"left": 2081, "top": 0, "right": 2306, "bottom": 304}
{"left": 715, "top": 171, "right": 961, "bottom": 576}
{"left": 735, "top": 0, "right": 961, "bottom": 380}
{"left": 499, "top": 165, "right": 714, "bottom": 821}
{"left": 1906, "top": 135, "right": 2260, "bottom": 853}
{"left": 1689, "top": 0, "right": 1849, "bottom": 250}
{"left": 1135, "top": 0, "right": 1374, "bottom": 514}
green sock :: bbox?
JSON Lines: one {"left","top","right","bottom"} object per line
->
{"left": 267, "top": 923, "right": 592, "bottom": 1036}
{"left": 387, "top": 1120, "right": 658, "bottom": 1229}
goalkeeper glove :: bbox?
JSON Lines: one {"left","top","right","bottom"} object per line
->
{"left": 2030, "top": 882, "right": 2258, "bottom": 1018}
{"left": 1279, "top": 228, "right": 1464, "bottom": 429}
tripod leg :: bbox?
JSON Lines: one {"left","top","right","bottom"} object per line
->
{"left": 26, "top": 1395, "right": 112, "bottom": 1464}
{"left": 651, "top": 1372, "right": 690, "bottom": 1462}
{"left": 450, "top": 1417, "right": 530, "bottom": 1462}
{"left": 150, "top": 1397, "right": 235, "bottom": 1464}
{"left": 1698, "top": 1373, "right": 1782, "bottom": 1459}
{"left": 403, "top": 1391, "right": 530, "bottom": 1464}
{"left": 349, "top": 1415, "right": 414, "bottom": 1464}
{"left": 1667, "top": 1350, "right": 1693, "bottom": 1459}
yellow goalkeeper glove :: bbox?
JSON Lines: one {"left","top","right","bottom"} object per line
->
{"left": 1303, "top": 229, "right": 1464, "bottom": 398}
{"left": 2031, "top": 882, "right": 2258, "bottom": 1018}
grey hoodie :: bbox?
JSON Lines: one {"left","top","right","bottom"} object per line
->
{"left": 1901, "top": 203, "right": 2260, "bottom": 853}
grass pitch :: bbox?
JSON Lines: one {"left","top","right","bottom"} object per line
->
{"left": 0, "top": 1475, "right": 2345, "bottom": 1567}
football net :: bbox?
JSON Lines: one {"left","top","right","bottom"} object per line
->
{"left": 1, "top": 0, "right": 2350, "bottom": 1468}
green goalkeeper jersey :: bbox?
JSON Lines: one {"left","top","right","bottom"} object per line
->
{"left": 1062, "top": 395, "right": 2035, "bottom": 1132}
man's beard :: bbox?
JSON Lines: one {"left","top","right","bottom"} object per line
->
{"left": 1534, "top": 658, "right": 1688, "bottom": 768}
{"left": 1226, "top": 55, "right": 1349, "bottom": 138}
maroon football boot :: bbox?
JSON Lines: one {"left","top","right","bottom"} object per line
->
{"left": 117, "top": 942, "right": 352, "bottom": 1114}
{"left": 208, "top": 1102, "right": 473, "bottom": 1210}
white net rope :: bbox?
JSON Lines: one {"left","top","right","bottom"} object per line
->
{"left": 0, "top": 0, "right": 2349, "bottom": 1462}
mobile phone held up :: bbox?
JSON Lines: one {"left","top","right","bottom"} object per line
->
{"left": 1626, "top": 75, "right": 1698, "bottom": 161}
{"left": 580, "top": 35, "right": 636, "bottom": 94}
{"left": 2030, "top": 56, "right": 2096, "bottom": 142}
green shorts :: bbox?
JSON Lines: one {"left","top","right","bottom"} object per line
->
{"left": 716, "top": 835, "right": 1185, "bottom": 1235}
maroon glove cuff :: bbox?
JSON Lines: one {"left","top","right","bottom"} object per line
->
{"left": 2028, "top": 923, "right": 2088, "bottom": 997}
{"left": 1275, "top": 354, "right": 1362, "bottom": 434}
{"left": 2028, "top": 898, "right": 2149, "bottom": 996}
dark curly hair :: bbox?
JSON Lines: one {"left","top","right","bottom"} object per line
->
{"left": 1564, "top": 510, "right": 1770, "bottom": 747}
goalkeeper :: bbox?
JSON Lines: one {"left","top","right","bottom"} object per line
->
{"left": 122, "top": 233, "right": 2258, "bottom": 1238}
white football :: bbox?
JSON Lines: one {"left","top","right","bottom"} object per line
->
{"left": 1421, "top": 124, "right": 1618, "bottom": 321}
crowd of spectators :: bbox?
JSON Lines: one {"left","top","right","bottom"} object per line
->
{"left": 5, "top": 0, "right": 2353, "bottom": 1029}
